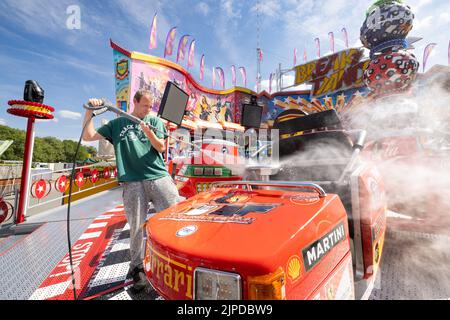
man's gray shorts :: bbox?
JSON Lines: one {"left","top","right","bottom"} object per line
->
{"left": 122, "top": 175, "right": 181, "bottom": 270}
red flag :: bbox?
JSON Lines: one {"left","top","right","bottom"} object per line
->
{"left": 328, "top": 32, "right": 335, "bottom": 53}
{"left": 187, "top": 39, "right": 196, "bottom": 68}
{"left": 164, "top": 27, "right": 177, "bottom": 58}
{"left": 259, "top": 49, "right": 263, "bottom": 61}
{"left": 200, "top": 54, "right": 205, "bottom": 80}
{"left": 231, "top": 65, "right": 236, "bottom": 86}
{"left": 176, "top": 34, "right": 190, "bottom": 62}
{"left": 341, "top": 27, "right": 349, "bottom": 48}
{"left": 269, "top": 73, "right": 273, "bottom": 93}
{"left": 293, "top": 48, "right": 297, "bottom": 66}
{"left": 314, "top": 38, "right": 321, "bottom": 58}
{"left": 423, "top": 43, "right": 437, "bottom": 72}
{"left": 216, "top": 67, "right": 225, "bottom": 89}
{"left": 149, "top": 13, "right": 157, "bottom": 50}
{"left": 239, "top": 67, "right": 247, "bottom": 88}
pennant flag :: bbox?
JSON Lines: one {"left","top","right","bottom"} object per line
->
{"left": 314, "top": 38, "right": 321, "bottom": 58}
{"left": 216, "top": 67, "right": 225, "bottom": 89}
{"left": 176, "top": 34, "right": 190, "bottom": 62}
{"left": 341, "top": 27, "right": 349, "bottom": 48}
{"left": 212, "top": 67, "right": 216, "bottom": 88}
{"left": 258, "top": 49, "right": 263, "bottom": 62}
{"left": 423, "top": 43, "right": 437, "bottom": 72}
{"left": 187, "top": 39, "right": 196, "bottom": 68}
{"left": 239, "top": 67, "right": 247, "bottom": 88}
{"left": 269, "top": 73, "right": 273, "bottom": 93}
{"left": 328, "top": 32, "right": 335, "bottom": 54}
{"left": 293, "top": 48, "right": 297, "bottom": 66}
{"left": 149, "top": 13, "right": 157, "bottom": 50}
{"left": 164, "top": 27, "right": 177, "bottom": 58}
{"left": 200, "top": 54, "right": 205, "bottom": 80}
{"left": 231, "top": 65, "right": 237, "bottom": 86}
{"left": 303, "top": 48, "right": 307, "bottom": 62}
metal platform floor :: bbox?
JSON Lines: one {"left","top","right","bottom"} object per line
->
{"left": 1, "top": 188, "right": 450, "bottom": 300}
{"left": 0, "top": 187, "right": 123, "bottom": 300}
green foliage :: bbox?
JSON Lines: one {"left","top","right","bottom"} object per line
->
{"left": 0, "top": 124, "right": 96, "bottom": 163}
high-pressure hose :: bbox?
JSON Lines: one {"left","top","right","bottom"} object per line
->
{"left": 66, "top": 119, "right": 91, "bottom": 300}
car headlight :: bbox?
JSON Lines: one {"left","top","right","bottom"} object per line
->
{"left": 194, "top": 268, "right": 241, "bottom": 300}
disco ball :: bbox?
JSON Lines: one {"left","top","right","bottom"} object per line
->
{"left": 364, "top": 48, "right": 419, "bottom": 95}
{"left": 360, "top": 2, "right": 414, "bottom": 49}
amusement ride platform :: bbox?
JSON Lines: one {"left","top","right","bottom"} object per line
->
{"left": 1, "top": 186, "right": 450, "bottom": 300}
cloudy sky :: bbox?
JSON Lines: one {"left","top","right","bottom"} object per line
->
{"left": 0, "top": 0, "right": 448, "bottom": 142}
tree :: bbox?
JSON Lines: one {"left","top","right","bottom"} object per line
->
{"left": 0, "top": 125, "right": 96, "bottom": 163}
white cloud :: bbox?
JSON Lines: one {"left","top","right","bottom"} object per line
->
{"left": 220, "top": 0, "right": 241, "bottom": 19}
{"left": 414, "top": 15, "right": 434, "bottom": 32}
{"left": 196, "top": 2, "right": 210, "bottom": 16}
{"left": 0, "top": 118, "right": 6, "bottom": 125}
{"left": 59, "top": 110, "right": 82, "bottom": 120}
{"left": 251, "top": 0, "right": 281, "bottom": 18}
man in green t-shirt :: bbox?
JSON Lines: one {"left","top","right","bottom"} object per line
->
{"left": 82, "top": 90, "right": 181, "bottom": 293}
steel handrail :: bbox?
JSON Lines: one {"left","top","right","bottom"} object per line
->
{"left": 210, "top": 180, "right": 327, "bottom": 198}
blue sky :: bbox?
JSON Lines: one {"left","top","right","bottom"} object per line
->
{"left": 0, "top": 0, "right": 448, "bottom": 146}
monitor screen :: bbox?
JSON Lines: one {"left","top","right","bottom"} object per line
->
{"left": 241, "top": 104, "right": 263, "bottom": 128}
{"left": 158, "top": 81, "right": 189, "bottom": 126}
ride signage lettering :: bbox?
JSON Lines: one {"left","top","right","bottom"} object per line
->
{"left": 294, "top": 48, "right": 369, "bottom": 96}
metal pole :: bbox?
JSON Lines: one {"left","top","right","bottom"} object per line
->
{"left": 15, "top": 117, "right": 35, "bottom": 224}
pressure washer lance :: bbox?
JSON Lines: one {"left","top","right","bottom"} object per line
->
{"left": 83, "top": 98, "right": 239, "bottom": 164}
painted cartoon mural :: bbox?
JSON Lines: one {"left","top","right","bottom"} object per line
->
{"left": 112, "top": 41, "right": 246, "bottom": 126}
{"left": 111, "top": 41, "right": 370, "bottom": 129}
{"left": 257, "top": 88, "right": 367, "bottom": 127}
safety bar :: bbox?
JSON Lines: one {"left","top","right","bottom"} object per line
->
{"left": 210, "top": 180, "right": 327, "bottom": 198}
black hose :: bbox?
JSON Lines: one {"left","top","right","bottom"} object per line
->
{"left": 66, "top": 117, "right": 92, "bottom": 300}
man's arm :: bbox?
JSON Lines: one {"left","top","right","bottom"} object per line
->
{"left": 82, "top": 99, "right": 105, "bottom": 142}
{"left": 140, "top": 122, "right": 166, "bottom": 153}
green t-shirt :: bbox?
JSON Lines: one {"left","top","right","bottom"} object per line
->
{"left": 97, "top": 115, "right": 169, "bottom": 182}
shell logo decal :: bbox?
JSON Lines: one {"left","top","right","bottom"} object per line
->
{"left": 176, "top": 225, "right": 198, "bottom": 237}
{"left": 287, "top": 255, "right": 302, "bottom": 282}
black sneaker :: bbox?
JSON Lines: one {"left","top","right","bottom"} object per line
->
{"left": 128, "top": 266, "right": 148, "bottom": 293}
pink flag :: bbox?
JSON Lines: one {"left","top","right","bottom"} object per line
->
{"left": 187, "top": 39, "right": 196, "bottom": 68}
{"left": 293, "top": 48, "right": 297, "bottom": 66}
{"left": 176, "top": 34, "right": 190, "bottom": 62}
{"left": 149, "top": 13, "right": 157, "bottom": 50}
{"left": 341, "top": 27, "right": 349, "bottom": 48}
{"left": 200, "top": 54, "right": 205, "bottom": 80}
{"left": 216, "top": 67, "right": 225, "bottom": 89}
{"left": 239, "top": 67, "right": 247, "bottom": 88}
{"left": 212, "top": 67, "right": 216, "bottom": 88}
{"left": 231, "top": 65, "right": 236, "bottom": 86}
{"left": 164, "top": 27, "right": 177, "bottom": 58}
{"left": 259, "top": 49, "right": 263, "bottom": 62}
{"left": 314, "top": 38, "right": 321, "bottom": 58}
{"left": 269, "top": 73, "right": 273, "bottom": 93}
{"left": 423, "top": 43, "right": 437, "bottom": 72}
{"left": 328, "top": 32, "right": 335, "bottom": 53}
{"left": 303, "top": 48, "right": 307, "bottom": 62}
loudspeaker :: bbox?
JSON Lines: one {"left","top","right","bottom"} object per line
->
{"left": 241, "top": 103, "right": 263, "bottom": 128}
{"left": 158, "top": 81, "right": 189, "bottom": 126}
